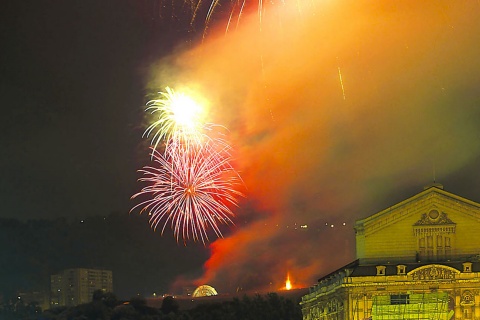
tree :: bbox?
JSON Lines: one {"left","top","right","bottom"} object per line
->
{"left": 161, "top": 296, "right": 179, "bottom": 315}
{"left": 92, "top": 290, "right": 119, "bottom": 308}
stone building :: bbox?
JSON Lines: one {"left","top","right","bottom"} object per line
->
{"left": 50, "top": 268, "right": 113, "bottom": 307}
{"left": 301, "top": 184, "right": 480, "bottom": 319}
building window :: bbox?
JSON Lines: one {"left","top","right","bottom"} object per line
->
{"left": 427, "top": 236, "right": 433, "bottom": 248}
{"left": 376, "top": 266, "right": 386, "bottom": 276}
{"left": 397, "top": 265, "right": 406, "bottom": 275}
{"left": 413, "top": 211, "right": 456, "bottom": 262}
{"left": 418, "top": 238, "right": 426, "bottom": 258}
{"left": 437, "top": 235, "right": 443, "bottom": 247}
{"left": 390, "top": 294, "right": 409, "bottom": 305}
{"left": 445, "top": 237, "right": 451, "bottom": 259}
{"left": 445, "top": 237, "right": 450, "bottom": 247}
{"left": 463, "top": 262, "right": 472, "bottom": 273}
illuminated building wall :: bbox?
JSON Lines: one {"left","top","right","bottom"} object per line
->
{"left": 301, "top": 184, "right": 480, "bottom": 320}
{"left": 50, "top": 268, "right": 113, "bottom": 308}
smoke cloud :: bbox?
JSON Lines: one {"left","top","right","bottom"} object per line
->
{"left": 151, "top": 0, "right": 480, "bottom": 293}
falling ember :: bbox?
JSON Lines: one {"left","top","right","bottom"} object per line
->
{"left": 285, "top": 273, "right": 292, "bottom": 290}
{"left": 337, "top": 66, "right": 346, "bottom": 100}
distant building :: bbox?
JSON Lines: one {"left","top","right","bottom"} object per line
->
{"left": 50, "top": 268, "right": 113, "bottom": 307}
{"left": 301, "top": 184, "right": 480, "bottom": 319}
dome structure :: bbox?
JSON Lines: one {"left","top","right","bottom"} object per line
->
{"left": 192, "top": 285, "right": 218, "bottom": 297}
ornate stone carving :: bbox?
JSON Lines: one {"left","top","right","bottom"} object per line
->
{"left": 413, "top": 211, "right": 456, "bottom": 236}
{"left": 410, "top": 265, "right": 457, "bottom": 280}
{"left": 414, "top": 210, "right": 455, "bottom": 226}
{"left": 461, "top": 290, "right": 474, "bottom": 306}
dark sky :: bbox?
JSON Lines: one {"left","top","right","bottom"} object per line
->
{"left": 2, "top": 0, "right": 480, "bottom": 295}
{"left": 1, "top": 1, "right": 158, "bottom": 219}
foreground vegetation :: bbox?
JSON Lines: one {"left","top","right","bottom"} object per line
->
{"left": 1, "top": 290, "right": 302, "bottom": 320}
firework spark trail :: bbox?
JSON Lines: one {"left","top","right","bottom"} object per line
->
{"left": 337, "top": 66, "right": 346, "bottom": 100}
{"left": 202, "top": 0, "right": 222, "bottom": 39}
{"left": 258, "top": 0, "right": 263, "bottom": 30}
{"left": 225, "top": 9, "right": 234, "bottom": 34}
{"left": 131, "top": 143, "right": 244, "bottom": 244}
{"left": 237, "top": 0, "right": 247, "bottom": 29}
{"left": 190, "top": 0, "right": 204, "bottom": 25}
{"left": 205, "top": 0, "right": 221, "bottom": 25}
{"left": 225, "top": 0, "right": 247, "bottom": 34}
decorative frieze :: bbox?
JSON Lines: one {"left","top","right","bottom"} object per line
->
{"left": 409, "top": 265, "right": 458, "bottom": 281}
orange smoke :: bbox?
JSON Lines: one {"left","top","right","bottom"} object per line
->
{"left": 152, "top": 0, "right": 480, "bottom": 293}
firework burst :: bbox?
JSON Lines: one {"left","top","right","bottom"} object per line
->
{"left": 131, "top": 141, "right": 244, "bottom": 244}
{"left": 144, "top": 87, "right": 208, "bottom": 153}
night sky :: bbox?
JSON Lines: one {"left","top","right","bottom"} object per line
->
{"left": 2, "top": 0, "right": 480, "bottom": 295}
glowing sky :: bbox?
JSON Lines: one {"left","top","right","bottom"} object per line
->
{"left": 149, "top": 0, "right": 480, "bottom": 292}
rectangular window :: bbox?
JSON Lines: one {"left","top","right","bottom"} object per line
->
{"left": 419, "top": 238, "right": 425, "bottom": 248}
{"left": 437, "top": 235, "right": 442, "bottom": 247}
{"left": 427, "top": 236, "right": 433, "bottom": 248}
{"left": 445, "top": 237, "right": 451, "bottom": 247}
{"left": 390, "top": 294, "right": 409, "bottom": 305}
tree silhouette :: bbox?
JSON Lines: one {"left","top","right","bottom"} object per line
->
{"left": 161, "top": 296, "right": 180, "bottom": 315}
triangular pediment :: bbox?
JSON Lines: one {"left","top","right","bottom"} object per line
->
{"left": 355, "top": 185, "right": 480, "bottom": 237}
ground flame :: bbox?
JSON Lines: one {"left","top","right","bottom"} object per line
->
{"left": 285, "top": 273, "right": 292, "bottom": 290}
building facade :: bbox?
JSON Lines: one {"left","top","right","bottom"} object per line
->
{"left": 301, "top": 184, "right": 480, "bottom": 319}
{"left": 50, "top": 268, "right": 113, "bottom": 307}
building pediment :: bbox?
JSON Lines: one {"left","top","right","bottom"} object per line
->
{"left": 408, "top": 264, "right": 460, "bottom": 281}
{"left": 355, "top": 186, "right": 480, "bottom": 237}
